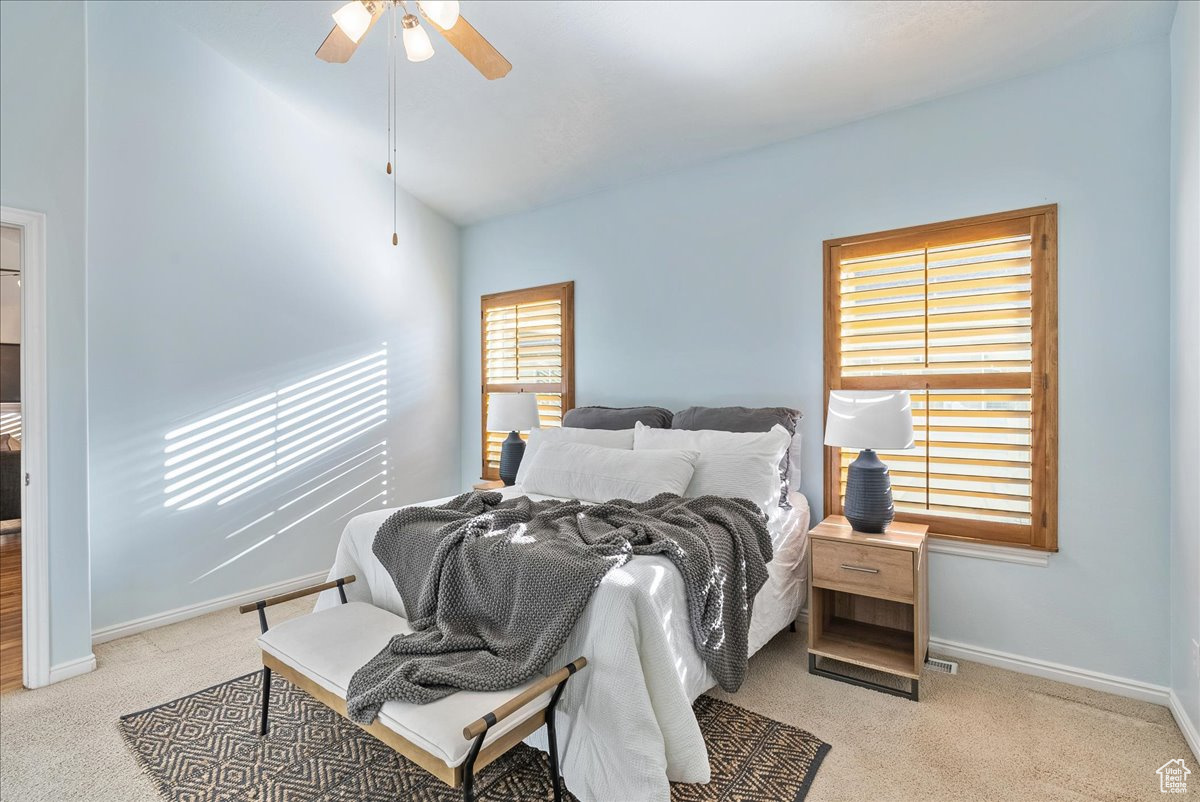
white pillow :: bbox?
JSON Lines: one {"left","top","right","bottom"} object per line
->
{"left": 686, "top": 453, "right": 784, "bottom": 515}
{"left": 634, "top": 423, "right": 791, "bottom": 513}
{"left": 633, "top": 422, "right": 791, "bottom": 459}
{"left": 788, "top": 431, "right": 803, "bottom": 486}
{"left": 515, "top": 426, "right": 635, "bottom": 485}
{"left": 520, "top": 442, "right": 698, "bottom": 503}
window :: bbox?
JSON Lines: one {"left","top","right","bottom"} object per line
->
{"left": 823, "top": 206, "right": 1058, "bottom": 550}
{"left": 480, "top": 281, "right": 574, "bottom": 480}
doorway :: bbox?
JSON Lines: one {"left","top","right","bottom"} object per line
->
{"left": 0, "top": 207, "right": 48, "bottom": 691}
{"left": 0, "top": 223, "right": 22, "bottom": 691}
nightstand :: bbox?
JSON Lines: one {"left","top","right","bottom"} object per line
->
{"left": 472, "top": 480, "right": 505, "bottom": 492}
{"left": 807, "top": 515, "right": 929, "bottom": 700}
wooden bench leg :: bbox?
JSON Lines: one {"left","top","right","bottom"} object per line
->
{"left": 260, "top": 666, "right": 272, "bottom": 736}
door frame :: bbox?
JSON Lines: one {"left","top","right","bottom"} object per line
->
{"left": 1, "top": 206, "right": 50, "bottom": 689}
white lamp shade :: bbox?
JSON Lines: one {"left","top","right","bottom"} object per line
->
{"left": 486, "top": 393, "right": 540, "bottom": 433}
{"left": 402, "top": 19, "right": 435, "bottom": 62}
{"left": 419, "top": 0, "right": 460, "bottom": 30}
{"left": 824, "top": 390, "right": 915, "bottom": 450}
{"left": 332, "top": 1, "right": 373, "bottom": 43}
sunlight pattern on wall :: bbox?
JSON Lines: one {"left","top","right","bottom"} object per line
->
{"left": 0, "top": 410, "right": 21, "bottom": 442}
{"left": 163, "top": 348, "right": 388, "bottom": 511}
{"left": 190, "top": 439, "right": 389, "bottom": 583}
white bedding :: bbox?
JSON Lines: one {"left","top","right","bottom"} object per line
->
{"left": 315, "top": 486, "right": 810, "bottom": 802}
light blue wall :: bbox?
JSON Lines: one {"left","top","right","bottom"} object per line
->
{"left": 1170, "top": 0, "right": 1200, "bottom": 741}
{"left": 85, "top": 2, "right": 461, "bottom": 630}
{"left": 0, "top": 0, "right": 93, "bottom": 668}
{"left": 462, "top": 43, "right": 1173, "bottom": 684}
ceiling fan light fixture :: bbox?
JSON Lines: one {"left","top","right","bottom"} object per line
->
{"left": 332, "top": 1, "right": 373, "bottom": 44}
{"left": 401, "top": 13, "right": 434, "bottom": 62}
{"left": 418, "top": 0, "right": 460, "bottom": 30}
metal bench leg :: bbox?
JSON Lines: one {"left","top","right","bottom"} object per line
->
{"left": 462, "top": 732, "right": 485, "bottom": 802}
{"left": 545, "top": 679, "right": 569, "bottom": 802}
{"left": 260, "top": 666, "right": 272, "bottom": 736}
{"left": 458, "top": 659, "right": 583, "bottom": 802}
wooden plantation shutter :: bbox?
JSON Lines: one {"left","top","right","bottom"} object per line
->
{"left": 823, "top": 206, "right": 1058, "bottom": 550}
{"left": 481, "top": 281, "right": 575, "bottom": 480}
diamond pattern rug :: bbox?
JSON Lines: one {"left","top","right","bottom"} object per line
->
{"left": 121, "top": 672, "right": 830, "bottom": 802}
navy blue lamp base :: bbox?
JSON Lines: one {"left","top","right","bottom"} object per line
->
{"left": 498, "top": 431, "right": 526, "bottom": 486}
{"left": 844, "top": 448, "right": 895, "bottom": 533}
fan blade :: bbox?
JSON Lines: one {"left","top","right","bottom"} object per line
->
{"left": 316, "top": 2, "right": 386, "bottom": 63}
{"left": 430, "top": 15, "right": 511, "bottom": 79}
{"left": 316, "top": 25, "right": 357, "bottom": 63}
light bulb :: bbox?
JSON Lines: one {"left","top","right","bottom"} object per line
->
{"left": 332, "top": 1, "right": 372, "bottom": 44}
{"left": 418, "top": 0, "right": 460, "bottom": 30}
{"left": 401, "top": 14, "right": 434, "bottom": 62}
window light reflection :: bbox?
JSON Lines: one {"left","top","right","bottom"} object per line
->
{"left": 169, "top": 349, "right": 393, "bottom": 582}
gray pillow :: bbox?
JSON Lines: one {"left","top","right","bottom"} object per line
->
{"left": 671, "top": 405, "right": 800, "bottom": 436}
{"left": 563, "top": 405, "right": 673, "bottom": 430}
{"left": 672, "top": 405, "right": 802, "bottom": 507}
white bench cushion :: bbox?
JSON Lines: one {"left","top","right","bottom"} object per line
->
{"left": 257, "top": 602, "right": 555, "bottom": 767}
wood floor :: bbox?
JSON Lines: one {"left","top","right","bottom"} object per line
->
{"left": 0, "top": 532, "right": 21, "bottom": 692}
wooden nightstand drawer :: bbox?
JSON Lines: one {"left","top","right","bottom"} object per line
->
{"left": 811, "top": 539, "right": 914, "bottom": 602}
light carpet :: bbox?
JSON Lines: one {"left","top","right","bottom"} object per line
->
{"left": 0, "top": 597, "right": 1192, "bottom": 801}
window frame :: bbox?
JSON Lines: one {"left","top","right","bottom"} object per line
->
{"left": 823, "top": 205, "right": 1058, "bottom": 551}
{"left": 480, "top": 281, "right": 575, "bottom": 480}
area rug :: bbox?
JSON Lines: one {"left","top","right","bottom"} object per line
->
{"left": 121, "top": 672, "right": 830, "bottom": 802}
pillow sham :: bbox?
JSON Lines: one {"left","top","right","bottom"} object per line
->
{"left": 788, "top": 431, "right": 802, "bottom": 486}
{"left": 563, "top": 405, "right": 673, "bottom": 430}
{"left": 514, "top": 426, "right": 635, "bottom": 485}
{"left": 685, "top": 452, "right": 783, "bottom": 516}
{"left": 670, "top": 406, "right": 802, "bottom": 507}
{"left": 520, "top": 442, "right": 698, "bottom": 503}
{"left": 670, "top": 405, "right": 800, "bottom": 436}
{"left": 634, "top": 423, "right": 791, "bottom": 513}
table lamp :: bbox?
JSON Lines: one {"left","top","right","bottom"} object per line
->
{"left": 486, "top": 392, "right": 540, "bottom": 486}
{"left": 824, "top": 389, "right": 915, "bottom": 533}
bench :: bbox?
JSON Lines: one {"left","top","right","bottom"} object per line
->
{"left": 240, "top": 575, "right": 586, "bottom": 802}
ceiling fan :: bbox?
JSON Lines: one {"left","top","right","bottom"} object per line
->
{"left": 319, "top": 1, "right": 509, "bottom": 245}
{"left": 317, "top": 0, "right": 511, "bottom": 80}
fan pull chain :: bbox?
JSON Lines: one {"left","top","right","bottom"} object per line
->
{"left": 386, "top": 4, "right": 393, "bottom": 177}
{"left": 391, "top": 3, "right": 399, "bottom": 246}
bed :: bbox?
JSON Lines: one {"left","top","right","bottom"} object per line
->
{"left": 315, "top": 484, "right": 810, "bottom": 802}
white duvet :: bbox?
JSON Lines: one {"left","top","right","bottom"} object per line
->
{"left": 315, "top": 486, "right": 810, "bottom": 802}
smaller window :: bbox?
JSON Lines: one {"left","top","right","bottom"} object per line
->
{"left": 480, "top": 282, "right": 574, "bottom": 480}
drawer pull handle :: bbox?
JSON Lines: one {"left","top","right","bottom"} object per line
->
{"left": 840, "top": 564, "right": 879, "bottom": 574}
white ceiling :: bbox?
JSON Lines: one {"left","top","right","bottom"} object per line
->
{"left": 166, "top": 0, "right": 1177, "bottom": 224}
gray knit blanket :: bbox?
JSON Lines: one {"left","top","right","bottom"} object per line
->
{"left": 345, "top": 491, "right": 773, "bottom": 723}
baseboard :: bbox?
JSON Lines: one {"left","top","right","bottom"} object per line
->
{"left": 48, "top": 653, "right": 96, "bottom": 684}
{"left": 1169, "top": 690, "right": 1200, "bottom": 762}
{"left": 795, "top": 611, "right": 1170, "bottom": 706}
{"left": 928, "top": 636, "right": 1170, "bottom": 705}
{"left": 91, "top": 570, "right": 329, "bottom": 645}
{"left": 941, "top": 637, "right": 1200, "bottom": 755}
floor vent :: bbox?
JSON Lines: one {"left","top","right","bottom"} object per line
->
{"left": 925, "top": 656, "right": 959, "bottom": 675}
